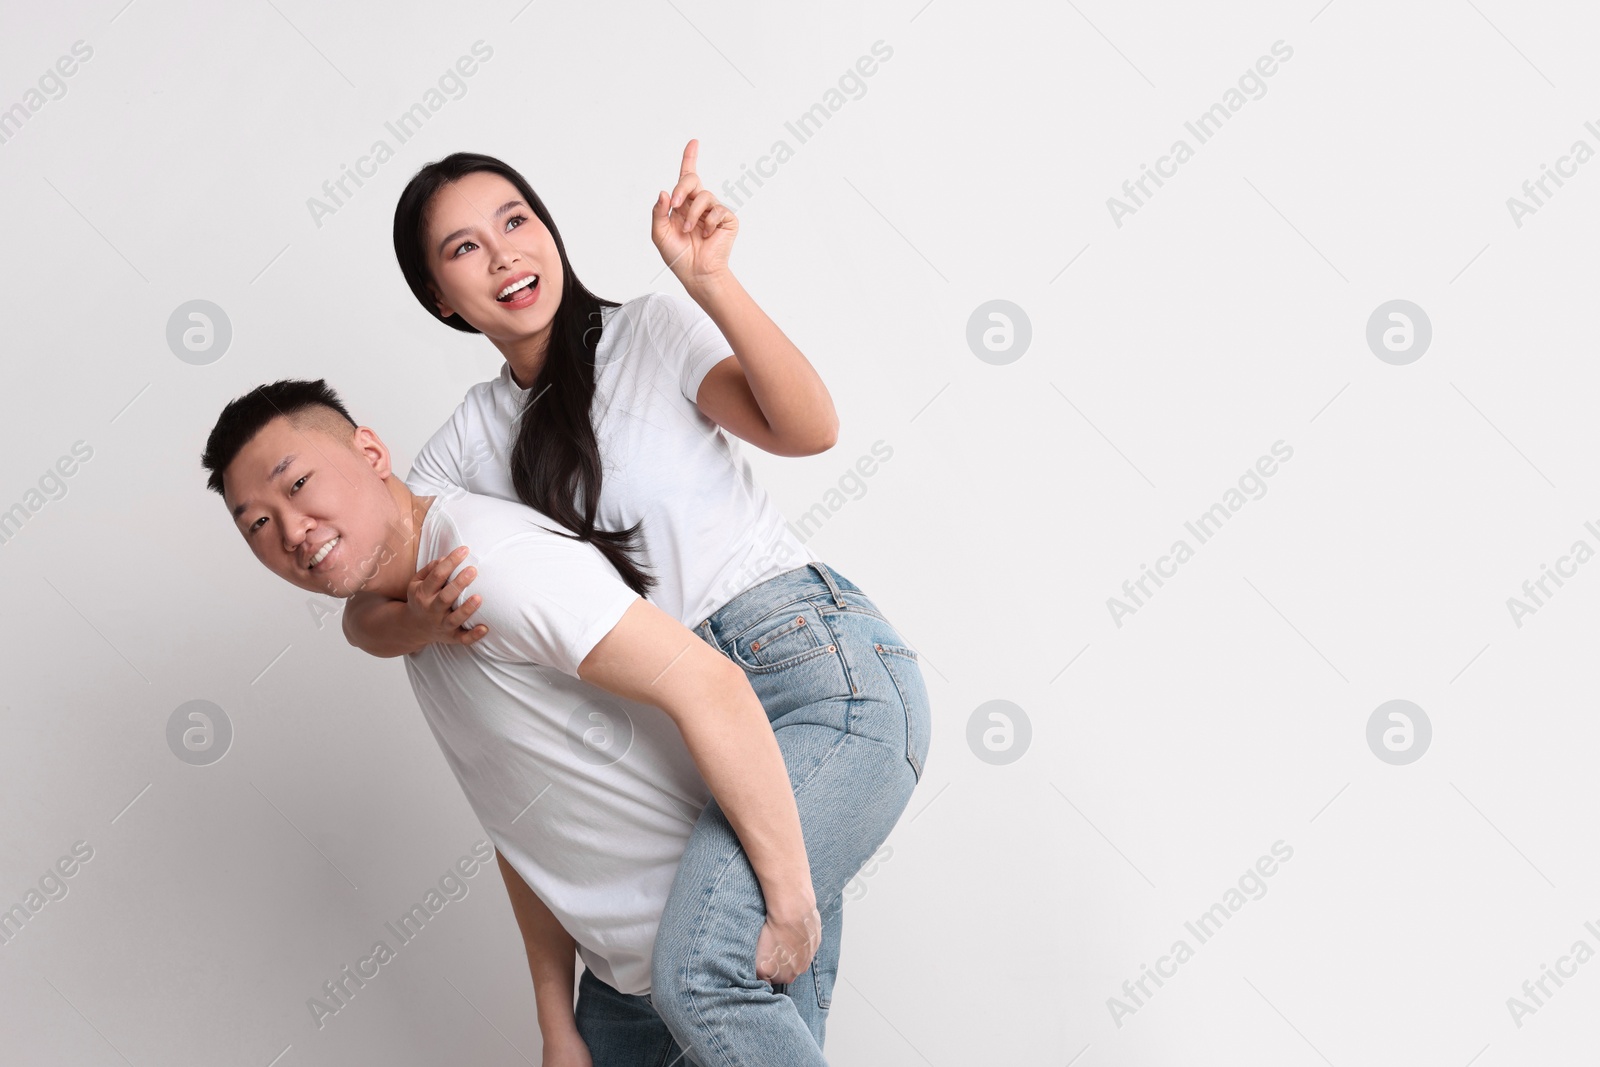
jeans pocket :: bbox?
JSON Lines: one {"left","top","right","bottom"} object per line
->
{"left": 873, "top": 644, "right": 931, "bottom": 783}
{"left": 732, "top": 607, "right": 825, "bottom": 668}
{"left": 728, "top": 602, "right": 835, "bottom": 672}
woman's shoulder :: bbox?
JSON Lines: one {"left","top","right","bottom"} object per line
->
{"left": 416, "top": 369, "right": 517, "bottom": 455}
{"left": 594, "top": 293, "right": 671, "bottom": 368}
{"left": 601, "top": 291, "right": 699, "bottom": 353}
{"left": 614, "top": 291, "right": 672, "bottom": 313}
{"left": 611, "top": 290, "right": 705, "bottom": 326}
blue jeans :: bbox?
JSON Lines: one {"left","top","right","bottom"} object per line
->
{"left": 575, "top": 967, "right": 690, "bottom": 1067}
{"left": 572, "top": 947, "right": 814, "bottom": 1067}
{"left": 649, "top": 561, "right": 933, "bottom": 1067}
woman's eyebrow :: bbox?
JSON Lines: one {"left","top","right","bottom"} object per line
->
{"left": 436, "top": 200, "right": 525, "bottom": 254}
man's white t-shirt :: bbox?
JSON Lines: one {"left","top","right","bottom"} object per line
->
{"left": 402, "top": 486, "right": 710, "bottom": 995}
{"left": 405, "top": 292, "right": 813, "bottom": 627}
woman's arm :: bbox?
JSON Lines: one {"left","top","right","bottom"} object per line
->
{"left": 577, "top": 598, "right": 821, "bottom": 982}
{"left": 651, "top": 138, "right": 839, "bottom": 457}
{"left": 686, "top": 272, "right": 840, "bottom": 457}
{"left": 494, "top": 849, "right": 592, "bottom": 1066}
{"left": 341, "top": 546, "right": 489, "bottom": 658}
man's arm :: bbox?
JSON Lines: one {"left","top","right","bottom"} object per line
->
{"left": 577, "top": 598, "right": 820, "bottom": 981}
{"left": 494, "top": 849, "right": 592, "bottom": 1065}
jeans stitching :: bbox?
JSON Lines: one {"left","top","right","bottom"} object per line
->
{"left": 817, "top": 599, "right": 889, "bottom": 625}
{"left": 874, "top": 645, "right": 925, "bottom": 781}
{"left": 725, "top": 595, "right": 826, "bottom": 641}
{"left": 813, "top": 961, "right": 833, "bottom": 1010}
{"left": 723, "top": 639, "right": 839, "bottom": 675}
{"left": 742, "top": 613, "right": 817, "bottom": 665}
{"left": 722, "top": 593, "right": 888, "bottom": 646}
{"left": 823, "top": 616, "right": 872, "bottom": 736}
{"left": 677, "top": 836, "right": 747, "bottom": 1067}
{"left": 811, "top": 903, "right": 838, "bottom": 1009}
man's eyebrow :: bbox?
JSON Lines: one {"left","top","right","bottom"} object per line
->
{"left": 231, "top": 454, "right": 298, "bottom": 519}
{"left": 436, "top": 200, "right": 526, "bottom": 256}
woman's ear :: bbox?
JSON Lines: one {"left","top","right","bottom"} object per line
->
{"left": 428, "top": 283, "right": 456, "bottom": 320}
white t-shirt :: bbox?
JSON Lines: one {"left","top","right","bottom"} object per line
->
{"left": 405, "top": 292, "right": 813, "bottom": 627}
{"left": 402, "top": 486, "right": 710, "bottom": 995}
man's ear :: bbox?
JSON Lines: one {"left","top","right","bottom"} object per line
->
{"left": 351, "top": 425, "right": 394, "bottom": 478}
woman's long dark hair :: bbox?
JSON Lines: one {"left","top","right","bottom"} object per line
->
{"left": 393, "top": 153, "right": 656, "bottom": 597}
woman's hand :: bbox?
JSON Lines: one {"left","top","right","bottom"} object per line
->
{"left": 651, "top": 138, "right": 738, "bottom": 290}
{"left": 754, "top": 899, "right": 822, "bottom": 984}
{"left": 404, "top": 545, "right": 489, "bottom": 647}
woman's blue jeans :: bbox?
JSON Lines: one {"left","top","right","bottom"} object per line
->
{"left": 641, "top": 560, "right": 933, "bottom": 1067}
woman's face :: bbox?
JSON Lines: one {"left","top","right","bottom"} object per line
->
{"left": 421, "top": 170, "right": 565, "bottom": 344}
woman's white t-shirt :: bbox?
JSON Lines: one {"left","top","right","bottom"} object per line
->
{"left": 406, "top": 292, "right": 814, "bottom": 626}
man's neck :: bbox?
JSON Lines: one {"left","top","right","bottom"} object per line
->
{"left": 363, "top": 482, "right": 435, "bottom": 601}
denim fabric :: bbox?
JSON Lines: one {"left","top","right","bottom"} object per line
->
{"left": 574, "top": 966, "right": 693, "bottom": 1067}
{"left": 649, "top": 561, "right": 932, "bottom": 1067}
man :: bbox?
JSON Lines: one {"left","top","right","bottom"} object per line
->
{"left": 201, "top": 378, "right": 826, "bottom": 1065}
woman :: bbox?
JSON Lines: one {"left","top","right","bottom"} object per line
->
{"left": 345, "top": 140, "right": 931, "bottom": 1065}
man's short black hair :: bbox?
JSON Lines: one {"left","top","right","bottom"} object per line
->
{"left": 201, "top": 379, "right": 359, "bottom": 498}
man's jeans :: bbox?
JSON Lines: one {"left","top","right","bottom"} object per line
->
{"left": 574, "top": 967, "right": 692, "bottom": 1067}
{"left": 639, "top": 561, "right": 934, "bottom": 1067}
{"left": 574, "top": 956, "right": 825, "bottom": 1067}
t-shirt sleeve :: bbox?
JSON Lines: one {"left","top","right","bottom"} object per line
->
{"left": 655, "top": 292, "right": 733, "bottom": 405}
{"left": 471, "top": 528, "right": 642, "bottom": 678}
{"left": 406, "top": 406, "right": 470, "bottom": 496}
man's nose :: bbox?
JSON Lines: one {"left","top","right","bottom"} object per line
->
{"left": 281, "top": 514, "right": 314, "bottom": 554}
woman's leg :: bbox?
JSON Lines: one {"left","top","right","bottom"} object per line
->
{"left": 649, "top": 563, "right": 932, "bottom": 1067}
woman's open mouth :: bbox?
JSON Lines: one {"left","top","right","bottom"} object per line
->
{"left": 495, "top": 274, "right": 540, "bottom": 309}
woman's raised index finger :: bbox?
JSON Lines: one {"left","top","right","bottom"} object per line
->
{"left": 679, "top": 138, "right": 699, "bottom": 179}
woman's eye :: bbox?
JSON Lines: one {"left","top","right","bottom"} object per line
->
{"left": 452, "top": 240, "right": 478, "bottom": 257}
{"left": 506, "top": 215, "right": 524, "bottom": 231}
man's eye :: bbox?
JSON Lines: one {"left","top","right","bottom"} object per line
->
{"left": 249, "top": 517, "right": 266, "bottom": 534}
{"left": 291, "top": 475, "right": 308, "bottom": 493}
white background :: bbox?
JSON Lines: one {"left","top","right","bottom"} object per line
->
{"left": 3, "top": 1, "right": 1598, "bottom": 1064}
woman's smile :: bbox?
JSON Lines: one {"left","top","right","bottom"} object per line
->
{"left": 494, "top": 271, "right": 540, "bottom": 309}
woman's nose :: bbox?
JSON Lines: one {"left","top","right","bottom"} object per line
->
{"left": 486, "top": 233, "right": 521, "bottom": 267}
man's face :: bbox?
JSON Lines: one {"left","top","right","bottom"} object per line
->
{"left": 222, "top": 415, "right": 408, "bottom": 598}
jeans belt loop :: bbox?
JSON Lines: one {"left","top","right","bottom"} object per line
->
{"left": 809, "top": 561, "right": 847, "bottom": 608}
